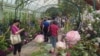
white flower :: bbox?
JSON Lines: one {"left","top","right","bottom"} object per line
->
{"left": 88, "top": 24, "right": 93, "bottom": 30}
{"left": 86, "top": 34, "right": 90, "bottom": 37}
{"left": 34, "top": 34, "right": 44, "bottom": 43}
{"left": 81, "top": 28, "right": 85, "bottom": 32}
{"left": 24, "top": 39, "right": 26, "bottom": 42}
{"left": 61, "top": 28, "right": 64, "bottom": 31}
{"left": 96, "top": 37, "right": 100, "bottom": 43}
{"left": 93, "top": 10, "right": 100, "bottom": 14}
{"left": 96, "top": 17, "right": 100, "bottom": 21}
{"left": 45, "top": 44, "right": 52, "bottom": 51}
{"left": 56, "top": 41, "right": 67, "bottom": 50}
{"left": 96, "top": 17, "right": 99, "bottom": 20}
{"left": 94, "top": 42, "right": 99, "bottom": 47}
{"left": 94, "top": 31, "right": 97, "bottom": 34}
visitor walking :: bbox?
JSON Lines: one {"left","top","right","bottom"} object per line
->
{"left": 10, "top": 19, "right": 24, "bottom": 56}
{"left": 46, "top": 18, "right": 52, "bottom": 24}
{"left": 43, "top": 19, "right": 50, "bottom": 42}
{"left": 55, "top": 16, "right": 62, "bottom": 28}
{"left": 61, "top": 18, "right": 65, "bottom": 27}
{"left": 48, "top": 21, "right": 59, "bottom": 53}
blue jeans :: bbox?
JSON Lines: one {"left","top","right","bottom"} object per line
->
{"left": 50, "top": 36, "right": 57, "bottom": 48}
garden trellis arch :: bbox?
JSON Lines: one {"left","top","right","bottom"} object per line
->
{"left": 0, "top": 0, "right": 98, "bottom": 19}
{"left": 34, "top": 4, "right": 58, "bottom": 12}
{"left": 92, "top": 0, "right": 96, "bottom": 10}
{"left": 34, "top": 0, "right": 81, "bottom": 21}
{"left": 66, "top": 0, "right": 81, "bottom": 21}
{"left": 15, "top": 0, "right": 39, "bottom": 18}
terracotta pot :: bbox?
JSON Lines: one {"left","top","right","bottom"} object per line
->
{"left": 84, "top": 0, "right": 100, "bottom": 10}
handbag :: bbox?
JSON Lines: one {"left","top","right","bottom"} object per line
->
{"left": 10, "top": 34, "right": 21, "bottom": 45}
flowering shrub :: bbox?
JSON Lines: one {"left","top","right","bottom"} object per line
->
{"left": 66, "top": 31, "right": 81, "bottom": 45}
{"left": 56, "top": 41, "right": 67, "bottom": 50}
{"left": 0, "top": 36, "right": 7, "bottom": 56}
{"left": 34, "top": 34, "right": 44, "bottom": 43}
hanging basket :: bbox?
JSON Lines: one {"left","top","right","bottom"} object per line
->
{"left": 84, "top": 0, "right": 100, "bottom": 10}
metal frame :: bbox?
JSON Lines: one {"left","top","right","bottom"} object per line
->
{"left": 0, "top": 0, "right": 97, "bottom": 19}
{"left": 92, "top": 0, "right": 96, "bottom": 10}
{"left": 15, "top": 0, "right": 30, "bottom": 18}
{"left": 66, "top": 0, "right": 81, "bottom": 21}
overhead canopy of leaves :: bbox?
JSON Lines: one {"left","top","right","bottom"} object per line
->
{"left": 59, "top": 0, "right": 87, "bottom": 16}
{"left": 45, "top": 7, "right": 61, "bottom": 17}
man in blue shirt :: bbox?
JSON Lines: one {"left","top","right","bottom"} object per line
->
{"left": 43, "top": 19, "right": 50, "bottom": 42}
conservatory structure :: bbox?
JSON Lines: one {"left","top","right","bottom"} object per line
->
{"left": 0, "top": 0, "right": 100, "bottom": 56}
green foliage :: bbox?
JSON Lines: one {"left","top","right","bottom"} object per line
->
{"left": 59, "top": 0, "right": 78, "bottom": 16}
{"left": 64, "top": 23, "right": 73, "bottom": 32}
{"left": 0, "top": 9, "right": 40, "bottom": 52}
{"left": 58, "top": 0, "right": 87, "bottom": 18}
{"left": 31, "top": 13, "right": 40, "bottom": 32}
{"left": 68, "top": 40, "right": 97, "bottom": 56}
{"left": 31, "top": 44, "right": 51, "bottom": 56}
{"left": 0, "top": 36, "right": 7, "bottom": 51}
{"left": 45, "top": 7, "right": 61, "bottom": 17}
{"left": 87, "top": 6, "right": 94, "bottom": 13}
{"left": 0, "top": 41, "right": 7, "bottom": 51}
{"left": 31, "top": 49, "right": 48, "bottom": 56}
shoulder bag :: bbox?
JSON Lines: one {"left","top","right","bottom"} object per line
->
{"left": 10, "top": 34, "right": 21, "bottom": 45}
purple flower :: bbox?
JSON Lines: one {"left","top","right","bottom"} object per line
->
{"left": 0, "top": 50, "right": 6, "bottom": 56}
{"left": 24, "top": 32, "right": 28, "bottom": 36}
{"left": 7, "top": 47, "right": 13, "bottom": 52}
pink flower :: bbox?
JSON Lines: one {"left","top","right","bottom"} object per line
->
{"left": 66, "top": 31, "right": 81, "bottom": 45}
{"left": 24, "top": 32, "right": 28, "bottom": 36}
{"left": 56, "top": 41, "right": 67, "bottom": 50}
{"left": 34, "top": 34, "right": 44, "bottom": 43}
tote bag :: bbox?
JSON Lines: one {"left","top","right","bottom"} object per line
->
{"left": 10, "top": 34, "right": 21, "bottom": 45}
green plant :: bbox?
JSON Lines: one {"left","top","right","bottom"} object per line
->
{"left": 45, "top": 7, "right": 61, "bottom": 17}
{"left": 0, "top": 35, "right": 7, "bottom": 51}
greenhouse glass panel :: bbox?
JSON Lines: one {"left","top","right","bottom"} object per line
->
{"left": 24, "top": 0, "right": 58, "bottom": 12}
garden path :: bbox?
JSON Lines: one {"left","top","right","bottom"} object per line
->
{"left": 7, "top": 40, "right": 39, "bottom": 56}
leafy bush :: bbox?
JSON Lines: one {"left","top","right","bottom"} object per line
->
{"left": 0, "top": 41, "right": 7, "bottom": 51}
{"left": 0, "top": 36, "right": 10, "bottom": 55}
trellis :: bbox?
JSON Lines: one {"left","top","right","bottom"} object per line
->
{"left": 0, "top": 0, "right": 98, "bottom": 19}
